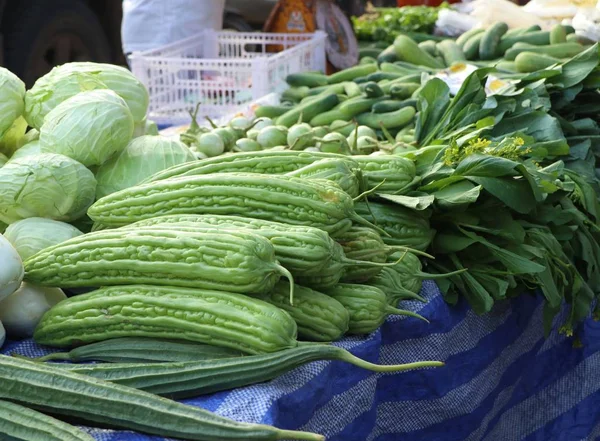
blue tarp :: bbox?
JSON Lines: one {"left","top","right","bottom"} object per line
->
{"left": 2, "top": 280, "right": 600, "bottom": 441}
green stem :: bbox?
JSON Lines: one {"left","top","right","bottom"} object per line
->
{"left": 336, "top": 347, "right": 443, "bottom": 372}
{"left": 15, "top": 352, "right": 70, "bottom": 362}
{"left": 276, "top": 265, "right": 296, "bottom": 305}
{"left": 386, "top": 306, "right": 429, "bottom": 323}
{"left": 416, "top": 268, "right": 468, "bottom": 280}
{"left": 351, "top": 213, "right": 391, "bottom": 238}
{"left": 276, "top": 429, "right": 325, "bottom": 441}
{"left": 386, "top": 246, "right": 434, "bottom": 259}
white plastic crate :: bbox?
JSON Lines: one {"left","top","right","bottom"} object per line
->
{"left": 130, "top": 30, "right": 326, "bottom": 126}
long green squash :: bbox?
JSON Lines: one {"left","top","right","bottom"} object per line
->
{"left": 0, "top": 399, "right": 95, "bottom": 441}
{"left": 256, "top": 281, "right": 349, "bottom": 342}
{"left": 354, "top": 200, "right": 434, "bottom": 251}
{"left": 116, "top": 215, "right": 394, "bottom": 289}
{"left": 56, "top": 344, "right": 444, "bottom": 400}
{"left": 142, "top": 150, "right": 358, "bottom": 183}
{"left": 33, "top": 285, "right": 298, "bottom": 355}
{"left": 34, "top": 338, "right": 245, "bottom": 363}
{"left": 88, "top": 173, "right": 379, "bottom": 235}
{"left": 324, "top": 284, "right": 428, "bottom": 334}
{"left": 0, "top": 355, "right": 325, "bottom": 441}
{"left": 24, "top": 228, "right": 294, "bottom": 298}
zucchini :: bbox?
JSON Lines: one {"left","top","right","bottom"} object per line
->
{"left": 0, "top": 399, "right": 94, "bottom": 441}
{"left": 355, "top": 106, "right": 416, "bottom": 130}
{"left": 463, "top": 33, "right": 484, "bottom": 60}
{"left": 437, "top": 40, "right": 466, "bottom": 66}
{"left": 497, "top": 31, "right": 550, "bottom": 54}
{"left": 35, "top": 337, "right": 245, "bottom": 363}
{"left": 324, "top": 284, "right": 427, "bottom": 334}
{"left": 393, "top": 35, "right": 444, "bottom": 69}
{"left": 456, "top": 28, "right": 484, "bottom": 48}
{"left": 57, "top": 344, "right": 444, "bottom": 399}
{"left": 276, "top": 94, "right": 339, "bottom": 127}
{"left": 504, "top": 42, "right": 584, "bottom": 61}
{"left": 549, "top": 24, "right": 567, "bottom": 44}
{"left": 327, "top": 64, "right": 378, "bottom": 84}
{"left": 372, "top": 99, "right": 417, "bottom": 113}
{"left": 479, "top": 22, "right": 509, "bottom": 60}
{"left": 0, "top": 355, "right": 325, "bottom": 441}
{"left": 514, "top": 52, "right": 562, "bottom": 73}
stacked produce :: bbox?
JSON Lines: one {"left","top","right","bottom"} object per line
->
{"left": 0, "top": 62, "right": 442, "bottom": 440}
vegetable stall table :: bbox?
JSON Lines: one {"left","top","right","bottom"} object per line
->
{"left": 3, "top": 281, "right": 599, "bottom": 441}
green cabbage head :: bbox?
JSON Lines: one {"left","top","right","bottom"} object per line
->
{"left": 40, "top": 90, "right": 134, "bottom": 167}
{"left": 0, "top": 153, "right": 96, "bottom": 224}
{"left": 24, "top": 69, "right": 108, "bottom": 129}
{"left": 0, "top": 67, "right": 25, "bottom": 138}
{"left": 95, "top": 135, "right": 195, "bottom": 199}
{"left": 9, "top": 141, "right": 41, "bottom": 161}
{"left": 4, "top": 217, "right": 83, "bottom": 261}
{"left": 0, "top": 153, "right": 7, "bottom": 167}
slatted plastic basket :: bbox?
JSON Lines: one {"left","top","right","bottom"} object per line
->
{"left": 130, "top": 30, "right": 327, "bottom": 126}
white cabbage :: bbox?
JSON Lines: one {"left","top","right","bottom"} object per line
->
{"left": 9, "top": 141, "right": 41, "bottom": 161}
{"left": 0, "top": 153, "right": 96, "bottom": 224}
{"left": 39, "top": 90, "right": 134, "bottom": 167}
{"left": 0, "top": 67, "right": 25, "bottom": 139}
{"left": 0, "top": 234, "right": 24, "bottom": 303}
{"left": 95, "top": 135, "right": 195, "bottom": 199}
{"left": 4, "top": 217, "right": 83, "bottom": 261}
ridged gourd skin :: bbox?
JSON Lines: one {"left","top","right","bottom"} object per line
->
{"left": 142, "top": 150, "right": 359, "bottom": 183}
{"left": 325, "top": 284, "right": 422, "bottom": 334}
{"left": 258, "top": 281, "right": 350, "bottom": 342}
{"left": 336, "top": 226, "right": 388, "bottom": 282}
{"left": 87, "top": 173, "right": 357, "bottom": 235}
{"left": 352, "top": 155, "right": 417, "bottom": 194}
{"left": 23, "top": 227, "right": 286, "bottom": 294}
{"left": 120, "top": 215, "right": 349, "bottom": 284}
{"left": 285, "top": 158, "right": 362, "bottom": 198}
{"left": 0, "top": 355, "right": 324, "bottom": 441}
{"left": 355, "top": 201, "right": 434, "bottom": 251}
{"left": 33, "top": 285, "right": 299, "bottom": 354}
{"left": 0, "top": 399, "right": 95, "bottom": 441}
{"left": 368, "top": 267, "right": 426, "bottom": 305}
{"left": 36, "top": 337, "right": 245, "bottom": 363}
{"left": 387, "top": 251, "right": 423, "bottom": 294}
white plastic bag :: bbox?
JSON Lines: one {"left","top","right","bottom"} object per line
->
{"left": 572, "top": 4, "right": 600, "bottom": 42}
{"left": 469, "top": 0, "right": 545, "bottom": 29}
{"left": 435, "top": 9, "right": 479, "bottom": 37}
{"left": 122, "top": 0, "right": 226, "bottom": 54}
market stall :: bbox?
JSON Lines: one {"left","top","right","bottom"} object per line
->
{"left": 0, "top": 0, "right": 599, "bottom": 440}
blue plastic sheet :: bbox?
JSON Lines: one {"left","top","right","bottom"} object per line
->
{"left": 3, "top": 280, "right": 600, "bottom": 441}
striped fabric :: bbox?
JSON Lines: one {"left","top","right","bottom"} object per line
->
{"left": 2, "top": 280, "right": 599, "bottom": 441}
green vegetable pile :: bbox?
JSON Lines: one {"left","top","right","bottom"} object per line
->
{"left": 352, "top": 3, "right": 449, "bottom": 44}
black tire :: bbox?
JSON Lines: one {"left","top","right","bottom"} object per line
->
{"left": 223, "top": 14, "right": 255, "bottom": 32}
{"left": 2, "top": 0, "right": 112, "bottom": 86}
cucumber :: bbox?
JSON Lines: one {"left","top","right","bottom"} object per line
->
{"left": 377, "top": 45, "right": 399, "bottom": 64}
{"left": 356, "top": 106, "right": 416, "bottom": 130}
{"left": 372, "top": 99, "right": 417, "bottom": 113}
{"left": 437, "top": 40, "right": 466, "bottom": 66}
{"left": 364, "top": 82, "right": 384, "bottom": 98}
{"left": 380, "top": 75, "right": 422, "bottom": 94}
{"left": 306, "top": 83, "right": 347, "bottom": 97}
{"left": 497, "top": 31, "right": 550, "bottom": 54}
{"left": 338, "top": 96, "right": 386, "bottom": 118}
{"left": 549, "top": 24, "right": 567, "bottom": 44}
{"left": 418, "top": 40, "right": 438, "bottom": 57}
{"left": 359, "top": 56, "right": 378, "bottom": 65}
{"left": 286, "top": 72, "right": 328, "bottom": 88}
{"left": 365, "top": 72, "right": 405, "bottom": 82}
{"left": 393, "top": 35, "right": 444, "bottom": 69}
{"left": 504, "top": 42, "right": 584, "bottom": 61}
{"left": 479, "top": 22, "right": 509, "bottom": 60}
{"left": 327, "top": 64, "right": 378, "bottom": 84}
{"left": 255, "top": 104, "right": 293, "bottom": 119}
{"left": 276, "top": 94, "right": 339, "bottom": 127}
{"left": 463, "top": 33, "right": 484, "bottom": 60}
{"left": 389, "top": 83, "right": 420, "bottom": 100}
{"left": 344, "top": 81, "right": 362, "bottom": 98}
{"left": 359, "top": 47, "right": 383, "bottom": 59}
{"left": 514, "top": 52, "right": 561, "bottom": 73}
{"left": 456, "top": 28, "right": 484, "bottom": 48}
{"left": 281, "top": 86, "right": 310, "bottom": 103}
{"left": 495, "top": 61, "right": 517, "bottom": 72}
{"left": 309, "top": 108, "right": 347, "bottom": 127}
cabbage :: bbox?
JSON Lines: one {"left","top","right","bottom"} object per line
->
{"left": 95, "top": 135, "right": 195, "bottom": 198}
{"left": 0, "top": 234, "right": 23, "bottom": 303}
{"left": 0, "top": 116, "right": 28, "bottom": 156}
{"left": 4, "top": 217, "right": 83, "bottom": 261}
{"left": 9, "top": 140, "right": 41, "bottom": 161}
{"left": 0, "top": 153, "right": 96, "bottom": 224}
{"left": 0, "top": 321, "right": 4, "bottom": 347}
{"left": 0, "top": 153, "right": 7, "bottom": 167}
{"left": 40, "top": 90, "right": 134, "bottom": 167}
{"left": 133, "top": 118, "right": 160, "bottom": 138}
{"left": 24, "top": 69, "right": 108, "bottom": 129}
{"left": 0, "top": 67, "right": 25, "bottom": 138}
{"left": 0, "top": 282, "right": 66, "bottom": 338}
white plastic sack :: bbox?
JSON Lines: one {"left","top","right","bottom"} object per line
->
{"left": 435, "top": 9, "right": 479, "bottom": 37}
{"left": 469, "top": 0, "right": 545, "bottom": 30}
{"left": 572, "top": 5, "right": 600, "bottom": 42}
{"left": 121, "top": 0, "right": 225, "bottom": 54}
{"left": 523, "top": 0, "right": 597, "bottom": 21}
